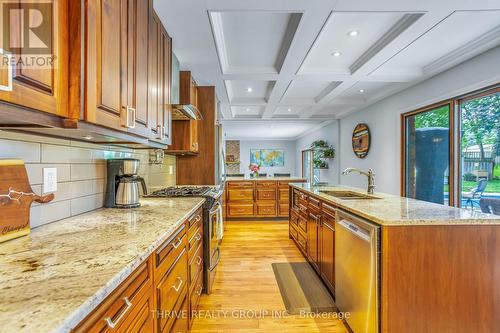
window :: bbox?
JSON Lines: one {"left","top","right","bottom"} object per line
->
{"left": 402, "top": 85, "right": 500, "bottom": 215}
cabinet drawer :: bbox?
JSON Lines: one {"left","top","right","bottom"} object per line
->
{"left": 278, "top": 188, "right": 289, "bottom": 202}
{"left": 255, "top": 181, "right": 277, "bottom": 188}
{"left": 256, "top": 203, "right": 276, "bottom": 216}
{"left": 278, "top": 203, "right": 289, "bottom": 217}
{"left": 297, "top": 232, "right": 307, "bottom": 252}
{"left": 157, "top": 249, "right": 188, "bottom": 333}
{"left": 322, "top": 202, "right": 336, "bottom": 220}
{"left": 169, "top": 296, "right": 188, "bottom": 333}
{"left": 290, "top": 210, "right": 298, "bottom": 226}
{"left": 123, "top": 292, "right": 155, "bottom": 333}
{"left": 298, "top": 216, "right": 307, "bottom": 233}
{"left": 73, "top": 260, "right": 153, "bottom": 332}
{"left": 278, "top": 181, "right": 291, "bottom": 188}
{"left": 256, "top": 188, "right": 276, "bottom": 201}
{"left": 228, "top": 203, "right": 254, "bottom": 217}
{"left": 227, "top": 181, "right": 254, "bottom": 188}
{"left": 188, "top": 226, "right": 203, "bottom": 259}
{"left": 155, "top": 224, "right": 187, "bottom": 281}
{"left": 189, "top": 242, "right": 203, "bottom": 288}
{"left": 187, "top": 208, "right": 202, "bottom": 232}
{"left": 189, "top": 273, "right": 203, "bottom": 326}
{"left": 298, "top": 203, "right": 308, "bottom": 218}
{"left": 308, "top": 196, "right": 320, "bottom": 211}
{"left": 227, "top": 188, "right": 254, "bottom": 201}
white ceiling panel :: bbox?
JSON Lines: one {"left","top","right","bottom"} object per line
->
{"left": 336, "top": 81, "right": 401, "bottom": 102}
{"left": 281, "top": 80, "right": 341, "bottom": 103}
{"left": 231, "top": 106, "right": 265, "bottom": 118}
{"left": 223, "top": 120, "right": 324, "bottom": 140}
{"left": 210, "top": 11, "right": 302, "bottom": 74}
{"left": 225, "top": 80, "right": 275, "bottom": 104}
{"left": 373, "top": 10, "right": 500, "bottom": 77}
{"left": 273, "top": 106, "right": 305, "bottom": 117}
{"left": 299, "top": 11, "right": 418, "bottom": 75}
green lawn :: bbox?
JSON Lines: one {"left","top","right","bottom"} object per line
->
{"left": 462, "top": 179, "right": 500, "bottom": 193}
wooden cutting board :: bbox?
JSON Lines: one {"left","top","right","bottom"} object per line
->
{"left": 0, "top": 159, "right": 54, "bottom": 243}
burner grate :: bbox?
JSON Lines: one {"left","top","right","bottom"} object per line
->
{"left": 148, "top": 186, "right": 212, "bottom": 197}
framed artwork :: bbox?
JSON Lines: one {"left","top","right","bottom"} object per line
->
{"left": 250, "top": 149, "right": 285, "bottom": 167}
{"left": 352, "top": 123, "right": 371, "bottom": 158}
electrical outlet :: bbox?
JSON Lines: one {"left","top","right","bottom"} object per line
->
{"left": 169, "top": 165, "right": 174, "bottom": 175}
{"left": 43, "top": 168, "right": 57, "bottom": 193}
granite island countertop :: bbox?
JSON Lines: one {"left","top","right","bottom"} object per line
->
{"left": 0, "top": 197, "right": 205, "bottom": 333}
{"left": 291, "top": 183, "right": 500, "bottom": 226}
{"left": 226, "top": 176, "right": 306, "bottom": 181}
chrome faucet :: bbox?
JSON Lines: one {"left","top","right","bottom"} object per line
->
{"left": 342, "top": 168, "right": 376, "bottom": 194}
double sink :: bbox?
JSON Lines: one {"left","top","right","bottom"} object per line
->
{"left": 319, "top": 190, "right": 381, "bottom": 200}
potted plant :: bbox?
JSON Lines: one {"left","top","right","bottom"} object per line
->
{"left": 249, "top": 163, "right": 260, "bottom": 178}
{"left": 310, "top": 140, "right": 335, "bottom": 169}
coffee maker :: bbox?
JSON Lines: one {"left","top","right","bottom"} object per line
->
{"left": 105, "top": 158, "right": 147, "bottom": 208}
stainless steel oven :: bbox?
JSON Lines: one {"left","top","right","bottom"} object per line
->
{"left": 204, "top": 198, "right": 222, "bottom": 294}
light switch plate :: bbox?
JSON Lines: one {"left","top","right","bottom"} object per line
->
{"left": 169, "top": 165, "right": 174, "bottom": 175}
{"left": 43, "top": 168, "right": 57, "bottom": 193}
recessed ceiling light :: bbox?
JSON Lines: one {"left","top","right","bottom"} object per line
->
{"left": 359, "top": 89, "right": 365, "bottom": 93}
{"left": 247, "top": 87, "right": 253, "bottom": 93}
{"left": 348, "top": 30, "right": 359, "bottom": 37}
{"left": 287, "top": 108, "right": 292, "bottom": 112}
{"left": 83, "top": 135, "right": 94, "bottom": 140}
{"left": 245, "top": 108, "right": 250, "bottom": 112}
{"left": 331, "top": 51, "right": 342, "bottom": 57}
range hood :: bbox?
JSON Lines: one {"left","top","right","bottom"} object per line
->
{"left": 171, "top": 54, "right": 202, "bottom": 120}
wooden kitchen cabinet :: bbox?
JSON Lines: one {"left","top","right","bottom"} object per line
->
{"left": 320, "top": 203, "right": 336, "bottom": 293}
{"left": 307, "top": 211, "right": 320, "bottom": 271}
{"left": 0, "top": 0, "right": 69, "bottom": 117}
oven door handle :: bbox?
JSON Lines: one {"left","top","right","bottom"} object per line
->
{"left": 209, "top": 247, "right": 221, "bottom": 272}
{"left": 209, "top": 201, "right": 221, "bottom": 216}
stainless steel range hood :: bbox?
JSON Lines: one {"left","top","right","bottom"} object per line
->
{"left": 171, "top": 53, "right": 202, "bottom": 120}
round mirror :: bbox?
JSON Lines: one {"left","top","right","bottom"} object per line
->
{"left": 352, "top": 123, "right": 370, "bottom": 158}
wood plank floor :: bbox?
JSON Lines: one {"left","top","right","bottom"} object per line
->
{"left": 190, "top": 221, "right": 349, "bottom": 333}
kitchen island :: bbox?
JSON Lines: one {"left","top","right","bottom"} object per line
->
{"left": 224, "top": 177, "right": 306, "bottom": 218}
{"left": 0, "top": 197, "right": 205, "bottom": 333}
{"left": 289, "top": 184, "right": 500, "bottom": 333}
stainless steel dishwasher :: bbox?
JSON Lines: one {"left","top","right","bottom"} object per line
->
{"left": 335, "top": 210, "right": 380, "bottom": 333}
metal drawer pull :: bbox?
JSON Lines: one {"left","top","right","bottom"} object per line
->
{"left": 195, "top": 233, "right": 202, "bottom": 241}
{"left": 196, "top": 285, "right": 203, "bottom": 296}
{"left": 172, "top": 277, "right": 183, "bottom": 292}
{"left": 196, "top": 256, "right": 202, "bottom": 265}
{"left": 172, "top": 237, "right": 182, "bottom": 249}
{"left": 122, "top": 106, "right": 136, "bottom": 129}
{"left": 104, "top": 297, "right": 132, "bottom": 329}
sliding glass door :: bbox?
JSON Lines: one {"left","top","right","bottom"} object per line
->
{"left": 403, "top": 103, "right": 453, "bottom": 205}
{"left": 459, "top": 89, "right": 500, "bottom": 211}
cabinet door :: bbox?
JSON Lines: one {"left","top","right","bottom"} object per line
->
{"left": 148, "top": 11, "right": 161, "bottom": 141}
{"left": 160, "top": 26, "right": 172, "bottom": 145}
{"left": 86, "top": 0, "right": 128, "bottom": 130}
{"left": 320, "top": 219, "right": 335, "bottom": 292}
{"left": 0, "top": 0, "right": 68, "bottom": 116}
{"left": 123, "top": 293, "right": 155, "bottom": 333}
{"left": 307, "top": 212, "right": 320, "bottom": 270}
{"left": 126, "top": 0, "right": 150, "bottom": 137}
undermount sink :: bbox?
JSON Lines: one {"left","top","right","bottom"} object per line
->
{"left": 319, "top": 190, "right": 381, "bottom": 200}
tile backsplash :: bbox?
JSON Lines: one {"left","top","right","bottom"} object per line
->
{"left": 0, "top": 130, "right": 176, "bottom": 228}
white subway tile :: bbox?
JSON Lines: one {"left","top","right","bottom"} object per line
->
{"left": 71, "top": 164, "right": 105, "bottom": 181}
{"left": 25, "top": 164, "right": 71, "bottom": 185}
{"left": 30, "top": 200, "right": 71, "bottom": 228}
{"left": 0, "top": 139, "right": 40, "bottom": 163}
{"left": 71, "top": 194, "right": 104, "bottom": 216}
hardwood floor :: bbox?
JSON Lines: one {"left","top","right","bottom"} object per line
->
{"left": 190, "top": 221, "right": 348, "bottom": 333}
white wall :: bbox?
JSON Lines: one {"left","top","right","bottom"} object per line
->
{"left": 338, "top": 45, "right": 500, "bottom": 194}
{"left": 238, "top": 140, "right": 297, "bottom": 176}
{"left": 295, "top": 121, "right": 340, "bottom": 184}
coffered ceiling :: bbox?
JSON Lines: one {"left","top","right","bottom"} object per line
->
{"left": 155, "top": 0, "right": 500, "bottom": 123}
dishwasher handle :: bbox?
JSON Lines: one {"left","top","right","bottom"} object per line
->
{"left": 339, "top": 219, "right": 371, "bottom": 242}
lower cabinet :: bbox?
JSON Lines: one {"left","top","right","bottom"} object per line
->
{"left": 289, "top": 188, "right": 336, "bottom": 295}
{"left": 73, "top": 207, "right": 204, "bottom": 333}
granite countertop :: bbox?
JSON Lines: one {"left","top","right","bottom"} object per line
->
{"left": 226, "top": 176, "right": 306, "bottom": 181}
{"left": 0, "top": 197, "right": 205, "bottom": 333}
{"left": 291, "top": 184, "right": 500, "bottom": 226}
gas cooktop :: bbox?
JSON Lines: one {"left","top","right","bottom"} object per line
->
{"left": 147, "top": 186, "right": 213, "bottom": 197}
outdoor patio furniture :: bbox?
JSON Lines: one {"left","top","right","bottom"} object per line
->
{"left": 462, "top": 179, "right": 488, "bottom": 209}
{"left": 479, "top": 198, "right": 500, "bottom": 216}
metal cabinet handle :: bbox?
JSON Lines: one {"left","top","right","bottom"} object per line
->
{"left": 196, "top": 256, "right": 202, "bottom": 265}
{"left": 157, "top": 125, "right": 164, "bottom": 140}
{"left": 196, "top": 285, "right": 203, "bottom": 296}
{"left": 195, "top": 233, "right": 202, "bottom": 241}
{"left": 172, "top": 237, "right": 182, "bottom": 249}
{"left": 122, "top": 106, "right": 136, "bottom": 128}
{"left": 0, "top": 49, "right": 12, "bottom": 92}
{"left": 172, "top": 276, "right": 183, "bottom": 292}
{"left": 104, "top": 297, "right": 132, "bottom": 329}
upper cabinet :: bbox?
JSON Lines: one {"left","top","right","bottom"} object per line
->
{"left": 0, "top": 0, "right": 69, "bottom": 117}
{"left": 148, "top": 11, "right": 172, "bottom": 145}
{"left": 84, "top": 0, "right": 151, "bottom": 137}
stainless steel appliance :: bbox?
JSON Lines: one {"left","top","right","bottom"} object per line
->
{"left": 335, "top": 210, "right": 380, "bottom": 333}
{"left": 105, "top": 159, "right": 147, "bottom": 208}
{"left": 146, "top": 185, "right": 224, "bottom": 294}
